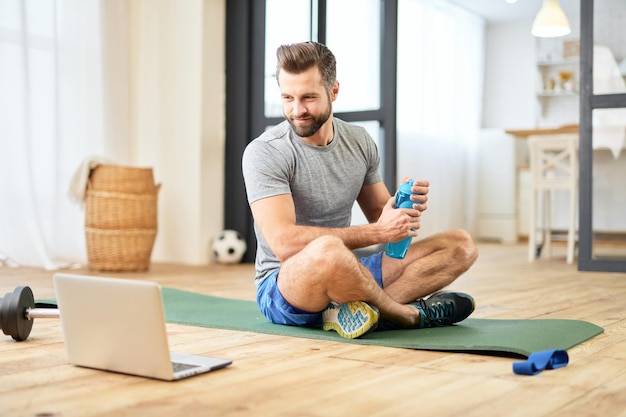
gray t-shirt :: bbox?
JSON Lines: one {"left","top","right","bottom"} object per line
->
{"left": 241, "top": 118, "right": 383, "bottom": 284}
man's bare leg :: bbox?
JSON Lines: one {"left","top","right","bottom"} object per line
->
{"left": 382, "top": 229, "right": 478, "bottom": 304}
{"left": 277, "top": 235, "right": 421, "bottom": 327}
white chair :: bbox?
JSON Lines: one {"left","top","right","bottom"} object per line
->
{"left": 527, "top": 134, "right": 579, "bottom": 264}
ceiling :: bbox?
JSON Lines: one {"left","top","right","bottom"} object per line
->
{"left": 444, "top": 0, "right": 626, "bottom": 23}
{"left": 443, "top": 0, "right": 578, "bottom": 23}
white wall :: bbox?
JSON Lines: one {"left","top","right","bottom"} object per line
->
{"left": 129, "top": 0, "right": 225, "bottom": 265}
{"left": 482, "top": 19, "right": 537, "bottom": 130}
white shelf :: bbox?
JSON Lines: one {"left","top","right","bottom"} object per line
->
{"left": 537, "top": 57, "right": 580, "bottom": 67}
{"left": 535, "top": 38, "right": 581, "bottom": 126}
{"left": 537, "top": 91, "right": 578, "bottom": 97}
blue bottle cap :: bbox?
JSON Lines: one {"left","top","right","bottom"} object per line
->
{"left": 398, "top": 180, "right": 414, "bottom": 195}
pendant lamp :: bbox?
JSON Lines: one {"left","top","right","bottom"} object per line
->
{"left": 531, "top": 0, "right": 571, "bottom": 38}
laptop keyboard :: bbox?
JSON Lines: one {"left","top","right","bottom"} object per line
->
{"left": 172, "top": 362, "right": 201, "bottom": 373}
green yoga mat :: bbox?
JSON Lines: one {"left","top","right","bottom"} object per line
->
{"left": 160, "top": 288, "right": 604, "bottom": 358}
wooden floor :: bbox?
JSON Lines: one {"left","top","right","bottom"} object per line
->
{"left": 1, "top": 242, "right": 625, "bottom": 417}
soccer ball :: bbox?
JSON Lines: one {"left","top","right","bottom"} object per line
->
{"left": 212, "top": 229, "right": 247, "bottom": 264}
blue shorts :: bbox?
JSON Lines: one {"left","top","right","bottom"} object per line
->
{"left": 256, "top": 251, "right": 384, "bottom": 327}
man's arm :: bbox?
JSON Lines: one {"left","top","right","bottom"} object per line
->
{"left": 250, "top": 182, "right": 419, "bottom": 262}
{"left": 356, "top": 182, "right": 392, "bottom": 223}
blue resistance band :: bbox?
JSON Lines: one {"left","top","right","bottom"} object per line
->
{"left": 513, "top": 349, "right": 569, "bottom": 375}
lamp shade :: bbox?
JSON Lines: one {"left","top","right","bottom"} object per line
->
{"left": 531, "top": 0, "right": 571, "bottom": 38}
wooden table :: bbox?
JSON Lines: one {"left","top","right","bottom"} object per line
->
{"left": 505, "top": 124, "right": 579, "bottom": 138}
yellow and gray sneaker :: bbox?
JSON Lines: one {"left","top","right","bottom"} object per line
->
{"left": 322, "top": 301, "right": 379, "bottom": 339}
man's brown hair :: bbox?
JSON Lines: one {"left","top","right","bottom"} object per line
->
{"left": 276, "top": 41, "right": 337, "bottom": 91}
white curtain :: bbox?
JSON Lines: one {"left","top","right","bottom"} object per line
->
{"left": 396, "top": 0, "right": 485, "bottom": 238}
{"left": 0, "top": 0, "right": 130, "bottom": 269}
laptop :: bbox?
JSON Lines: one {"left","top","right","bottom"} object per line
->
{"left": 53, "top": 273, "right": 232, "bottom": 381}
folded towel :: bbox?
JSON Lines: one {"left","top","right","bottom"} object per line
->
{"left": 592, "top": 46, "right": 626, "bottom": 159}
{"left": 593, "top": 124, "right": 626, "bottom": 159}
{"left": 68, "top": 156, "right": 115, "bottom": 205}
{"left": 593, "top": 45, "right": 626, "bottom": 95}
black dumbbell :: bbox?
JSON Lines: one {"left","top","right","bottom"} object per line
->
{"left": 0, "top": 286, "right": 60, "bottom": 341}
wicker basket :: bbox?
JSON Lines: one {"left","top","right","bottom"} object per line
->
{"left": 89, "top": 165, "right": 156, "bottom": 194}
{"left": 85, "top": 228, "right": 157, "bottom": 271}
{"left": 85, "top": 164, "right": 159, "bottom": 272}
{"left": 85, "top": 189, "right": 158, "bottom": 230}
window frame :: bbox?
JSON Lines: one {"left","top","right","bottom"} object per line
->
{"left": 224, "top": 0, "right": 398, "bottom": 261}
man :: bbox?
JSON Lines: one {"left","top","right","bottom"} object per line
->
{"left": 242, "top": 41, "right": 478, "bottom": 339}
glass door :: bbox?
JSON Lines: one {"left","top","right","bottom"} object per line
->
{"left": 579, "top": 0, "right": 626, "bottom": 271}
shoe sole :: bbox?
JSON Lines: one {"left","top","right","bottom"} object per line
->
{"left": 322, "top": 301, "right": 379, "bottom": 339}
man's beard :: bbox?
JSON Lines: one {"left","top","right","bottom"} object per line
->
{"left": 286, "top": 106, "right": 331, "bottom": 138}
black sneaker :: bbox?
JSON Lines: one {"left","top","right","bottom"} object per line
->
{"left": 377, "top": 292, "right": 475, "bottom": 330}
{"left": 415, "top": 292, "right": 475, "bottom": 328}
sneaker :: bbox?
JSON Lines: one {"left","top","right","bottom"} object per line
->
{"left": 322, "top": 301, "right": 379, "bottom": 339}
{"left": 377, "top": 291, "right": 475, "bottom": 331}
{"left": 415, "top": 292, "right": 475, "bottom": 328}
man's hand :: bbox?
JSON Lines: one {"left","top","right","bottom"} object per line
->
{"left": 376, "top": 195, "right": 421, "bottom": 243}
{"left": 408, "top": 179, "right": 429, "bottom": 212}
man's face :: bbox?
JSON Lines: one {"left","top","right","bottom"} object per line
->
{"left": 278, "top": 66, "right": 337, "bottom": 138}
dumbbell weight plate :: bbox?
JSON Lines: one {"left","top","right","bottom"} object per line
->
{"left": 0, "top": 286, "right": 34, "bottom": 341}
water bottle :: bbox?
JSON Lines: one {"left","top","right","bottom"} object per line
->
{"left": 385, "top": 180, "right": 417, "bottom": 259}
